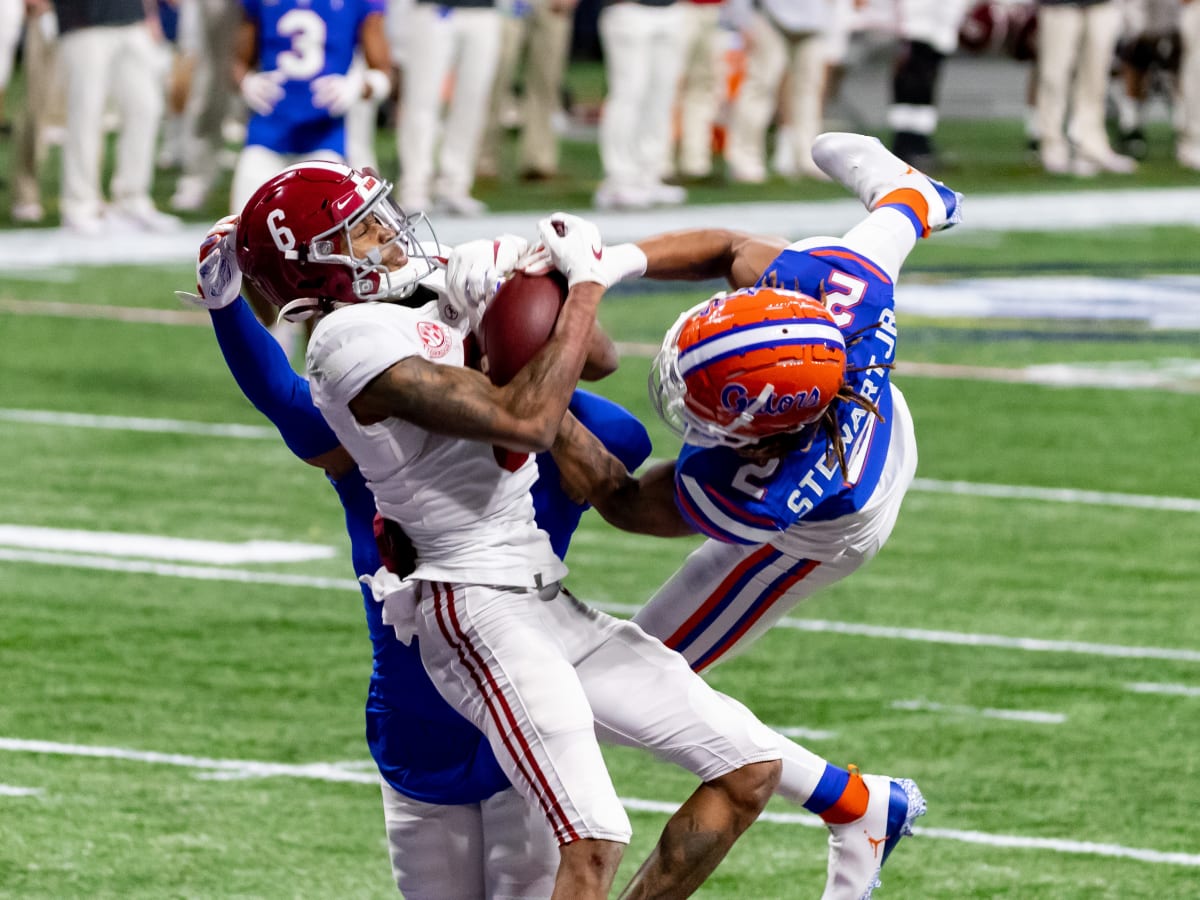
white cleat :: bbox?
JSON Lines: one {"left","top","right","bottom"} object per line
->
{"left": 811, "top": 132, "right": 963, "bottom": 233}
{"left": 821, "top": 770, "right": 926, "bottom": 900}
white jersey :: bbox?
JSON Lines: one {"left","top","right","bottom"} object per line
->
{"left": 306, "top": 299, "right": 567, "bottom": 589}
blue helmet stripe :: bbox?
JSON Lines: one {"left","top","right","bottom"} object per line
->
{"left": 679, "top": 319, "right": 844, "bottom": 377}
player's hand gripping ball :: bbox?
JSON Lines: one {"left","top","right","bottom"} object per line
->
{"left": 478, "top": 270, "right": 568, "bottom": 385}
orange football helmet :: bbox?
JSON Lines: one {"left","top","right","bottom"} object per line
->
{"left": 651, "top": 287, "right": 847, "bottom": 449}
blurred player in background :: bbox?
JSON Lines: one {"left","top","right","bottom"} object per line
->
{"left": 1111, "top": 0, "right": 1181, "bottom": 160}
{"left": 478, "top": 0, "right": 577, "bottom": 183}
{"left": 230, "top": 0, "right": 392, "bottom": 346}
{"left": 1179, "top": 0, "right": 1200, "bottom": 169}
{"left": 55, "top": 0, "right": 179, "bottom": 234}
{"left": 0, "top": 0, "right": 22, "bottom": 129}
{"left": 9, "top": 0, "right": 59, "bottom": 225}
{"left": 395, "top": 0, "right": 502, "bottom": 216}
{"left": 548, "top": 131, "right": 957, "bottom": 899}
{"left": 886, "top": 0, "right": 972, "bottom": 169}
{"left": 230, "top": 0, "right": 391, "bottom": 211}
{"left": 169, "top": 0, "right": 241, "bottom": 212}
{"left": 594, "top": 0, "right": 689, "bottom": 209}
{"left": 1035, "top": 0, "right": 1137, "bottom": 174}
{"left": 179, "top": 198, "right": 653, "bottom": 897}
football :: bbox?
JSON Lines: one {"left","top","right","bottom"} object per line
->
{"left": 479, "top": 270, "right": 568, "bottom": 385}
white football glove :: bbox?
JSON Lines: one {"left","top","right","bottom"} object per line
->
{"left": 240, "top": 70, "right": 286, "bottom": 116}
{"left": 311, "top": 70, "right": 364, "bottom": 116}
{"left": 443, "top": 234, "right": 531, "bottom": 333}
{"left": 175, "top": 215, "right": 243, "bottom": 311}
{"left": 532, "top": 212, "right": 610, "bottom": 288}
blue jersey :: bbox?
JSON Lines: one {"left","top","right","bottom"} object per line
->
{"left": 674, "top": 244, "right": 899, "bottom": 545}
{"left": 241, "top": 0, "right": 384, "bottom": 154}
{"left": 209, "top": 299, "right": 650, "bottom": 803}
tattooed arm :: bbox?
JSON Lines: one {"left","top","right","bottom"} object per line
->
{"left": 634, "top": 229, "right": 788, "bottom": 290}
{"left": 349, "top": 282, "right": 605, "bottom": 453}
{"left": 550, "top": 414, "right": 692, "bottom": 537}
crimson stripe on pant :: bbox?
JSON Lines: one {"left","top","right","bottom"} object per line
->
{"left": 431, "top": 582, "right": 580, "bottom": 844}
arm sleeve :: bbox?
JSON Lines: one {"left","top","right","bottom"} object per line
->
{"left": 209, "top": 298, "right": 342, "bottom": 461}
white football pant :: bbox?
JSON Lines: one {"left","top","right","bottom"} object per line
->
{"left": 381, "top": 779, "right": 558, "bottom": 900}
{"left": 415, "top": 581, "right": 782, "bottom": 844}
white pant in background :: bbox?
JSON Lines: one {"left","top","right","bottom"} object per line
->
{"left": 597, "top": 1, "right": 687, "bottom": 190}
{"left": 479, "top": 0, "right": 574, "bottom": 178}
{"left": 397, "top": 3, "right": 502, "bottom": 208}
{"left": 673, "top": 1, "right": 724, "bottom": 178}
{"left": 1036, "top": 1, "right": 1125, "bottom": 164}
{"left": 725, "top": 15, "right": 825, "bottom": 181}
{"left": 344, "top": 54, "right": 381, "bottom": 173}
{"left": 0, "top": 0, "right": 22, "bottom": 92}
{"left": 381, "top": 779, "right": 558, "bottom": 900}
{"left": 58, "top": 22, "right": 170, "bottom": 221}
{"left": 1179, "top": 0, "right": 1200, "bottom": 165}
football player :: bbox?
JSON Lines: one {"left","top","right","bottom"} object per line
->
{"left": 187, "top": 160, "right": 791, "bottom": 900}
{"left": 230, "top": 0, "right": 392, "bottom": 347}
{"left": 180, "top": 207, "right": 652, "bottom": 895}
{"left": 229, "top": 0, "right": 392, "bottom": 213}
{"left": 544, "top": 131, "right": 959, "bottom": 899}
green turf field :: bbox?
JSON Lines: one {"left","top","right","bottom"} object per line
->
{"left": 1, "top": 216, "right": 1198, "bottom": 899}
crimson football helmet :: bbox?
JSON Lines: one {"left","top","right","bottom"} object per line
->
{"left": 235, "top": 161, "right": 441, "bottom": 319}
{"left": 651, "top": 287, "right": 847, "bottom": 449}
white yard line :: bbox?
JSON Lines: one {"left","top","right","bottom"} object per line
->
{"left": 891, "top": 699, "right": 1067, "bottom": 724}
{"left": 4, "top": 187, "right": 1200, "bottom": 269}
{"left": 3, "top": 549, "right": 1197, "bottom": 663}
{"left": 0, "top": 298, "right": 208, "bottom": 325}
{"left": 2, "top": 737, "right": 1196, "bottom": 867}
{"left": 0, "top": 548, "right": 352, "bottom": 591}
{"left": 0, "top": 407, "right": 276, "bottom": 439}
{"left": 771, "top": 617, "right": 1200, "bottom": 663}
{"left": 0, "top": 525, "right": 335, "bottom": 564}
{"left": 1125, "top": 682, "right": 1200, "bottom": 697}
{"left": 0, "top": 784, "right": 44, "bottom": 797}
{"left": 909, "top": 478, "right": 1200, "bottom": 514}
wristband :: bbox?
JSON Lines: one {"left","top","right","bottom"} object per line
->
{"left": 599, "top": 243, "right": 648, "bottom": 286}
{"left": 364, "top": 68, "right": 392, "bottom": 101}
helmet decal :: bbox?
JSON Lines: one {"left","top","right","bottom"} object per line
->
{"left": 650, "top": 287, "right": 847, "bottom": 449}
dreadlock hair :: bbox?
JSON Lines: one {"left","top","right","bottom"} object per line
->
{"left": 731, "top": 276, "right": 894, "bottom": 475}
{"left": 818, "top": 319, "right": 894, "bottom": 479}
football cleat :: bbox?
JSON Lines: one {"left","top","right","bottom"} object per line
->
{"left": 821, "top": 770, "right": 926, "bottom": 900}
{"left": 811, "top": 132, "right": 963, "bottom": 233}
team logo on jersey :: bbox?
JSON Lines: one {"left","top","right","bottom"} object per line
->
{"left": 417, "top": 321, "right": 451, "bottom": 359}
{"left": 720, "top": 382, "right": 822, "bottom": 417}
